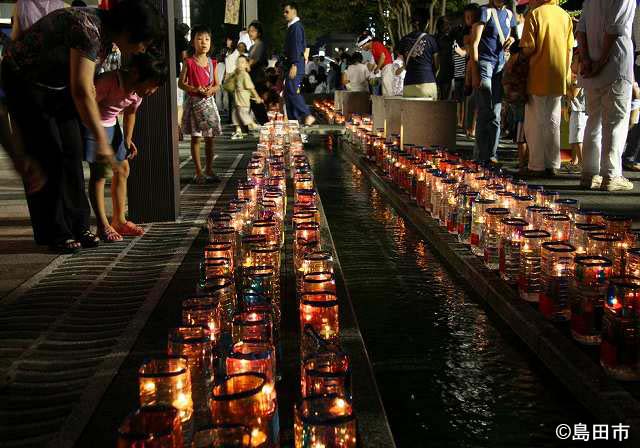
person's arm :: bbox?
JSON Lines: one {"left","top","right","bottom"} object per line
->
{"left": 470, "top": 22, "right": 484, "bottom": 88}
{"left": 519, "top": 13, "right": 536, "bottom": 59}
{"left": 69, "top": 49, "right": 112, "bottom": 161}
{"left": 122, "top": 106, "right": 138, "bottom": 159}
{"left": 289, "top": 26, "right": 304, "bottom": 79}
{"left": 341, "top": 70, "right": 349, "bottom": 87}
{"left": 454, "top": 43, "right": 467, "bottom": 58}
{"left": 178, "top": 61, "right": 199, "bottom": 94}
{"left": 375, "top": 50, "right": 385, "bottom": 73}
{"left": 10, "top": 5, "right": 20, "bottom": 40}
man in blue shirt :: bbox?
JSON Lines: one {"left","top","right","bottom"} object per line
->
{"left": 470, "top": 0, "right": 518, "bottom": 163}
{"left": 283, "top": 2, "right": 315, "bottom": 125}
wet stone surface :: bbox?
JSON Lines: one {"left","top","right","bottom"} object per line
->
{"left": 306, "top": 143, "right": 591, "bottom": 448}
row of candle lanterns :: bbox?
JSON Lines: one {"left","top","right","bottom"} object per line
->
{"left": 116, "top": 115, "right": 356, "bottom": 447}
{"left": 335, "top": 107, "right": 640, "bottom": 383}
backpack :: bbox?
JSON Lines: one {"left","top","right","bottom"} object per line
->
{"left": 223, "top": 72, "right": 237, "bottom": 93}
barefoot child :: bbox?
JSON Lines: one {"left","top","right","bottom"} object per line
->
{"left": 179, "top": 25, "right": 222, "bottom": 183}
{"left": 568, "top": 48, "right": 586, "bottom": 168}
{"left": 225, "top": 55, "right": 263, "bottom": 140}
{"left": 85, "top": 52, "right": 168, "bottom": 242}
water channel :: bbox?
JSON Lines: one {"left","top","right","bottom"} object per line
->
{"left": 307, "top": 142, "right": 590, "bottom": 448}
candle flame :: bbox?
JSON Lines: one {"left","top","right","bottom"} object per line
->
{"left": 143, "top": 381, "right": 155, "bottom": 393}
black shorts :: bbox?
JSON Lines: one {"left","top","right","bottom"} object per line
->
{"left": 452, "top": 78, "right": 465, "bottom": 102}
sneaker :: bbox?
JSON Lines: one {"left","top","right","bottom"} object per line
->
{"left": 580, "top": 175, "right": 602, "bottom": 190}
{"left": 601, "top": 176, "right": 634, "bottom": 191}
{"left": 230, "top": 132, "right": 244, "bottom": 140}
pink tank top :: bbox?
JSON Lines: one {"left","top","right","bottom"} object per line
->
{"left": 185, "top": 57, "right": 217, "bottom": 97}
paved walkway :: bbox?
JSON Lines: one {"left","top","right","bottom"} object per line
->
{"left": 456, "top": 132, "right": 640, "bottom": 223}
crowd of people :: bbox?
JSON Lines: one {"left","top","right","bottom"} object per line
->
{"left": 1, "top": 0, "right": 638, "bottom": 254}
{"left": 311, "top": 0, "right": 638, "bottom": 194}
{"left": 0, "top": 1, "right": 320, "bottom": 253}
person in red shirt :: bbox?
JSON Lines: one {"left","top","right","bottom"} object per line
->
{"left": 357, "top": 31, "right": 394, "bottom": 96}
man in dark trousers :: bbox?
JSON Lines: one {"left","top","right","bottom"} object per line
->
{"left": 283, "top": 2, "right": 316, "bottom": 125}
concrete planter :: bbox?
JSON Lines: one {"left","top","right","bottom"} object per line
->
{"left": 383, "top": 97, "right": 403, "bottom": 138}
{"left": 400, "top": 99, "right": 456, "bottom": 149}
{"left": 371, "top": 95, "right": 386, "bottom": 131}
{"left": 340, "top": 91, "right": 371, "bottom": 120}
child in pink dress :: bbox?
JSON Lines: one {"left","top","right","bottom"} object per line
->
{"left": 84, "top": 52, "right": 167, "bottom": 242}
{"left": 179, "top": 25, "right": 222, "bottom": 183}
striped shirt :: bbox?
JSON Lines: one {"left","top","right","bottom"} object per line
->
{"left": 453, "top": 51, "right": 466, "bottom": 79}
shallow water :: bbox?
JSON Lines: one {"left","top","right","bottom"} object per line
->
{"left": 307, "top": 144, "right": 589, "bottom": 448}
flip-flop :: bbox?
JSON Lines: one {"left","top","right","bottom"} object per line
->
{"left": 49, "top": 238, "right": 81, "bottom": 254}
{"left": 78, "top": 230, "right": 100, "bottom": 248}
{"left": 98, "top": 226, "right": 123, "bottom": 243}
{"left": 113, "top": 221, "right": 145, "bottom": 237}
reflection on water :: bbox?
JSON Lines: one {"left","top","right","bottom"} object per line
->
{"left": 308, "top": 146, "right": 588, "bottom": 448}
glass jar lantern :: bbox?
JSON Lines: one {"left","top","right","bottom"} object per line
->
{"left": 587, "top": 232, "right": 625, "bottom": 275}
{"left": 571, "top": 256, "right": 612, "bottom": 345}
{"left": 518, "top": 230, "right": 550, "bottom": 303}
{"left": 540, "top": 242, "right": 575, "bottom": 322}
{"left": 499, "top": 218, "right": 528, "bottom": 284}
{"left": 470, "top": 198, "right": 497, "bottom": 256}
{"left": 138, "top": 357, "right": 193, "bottom": 423}
{"left": 294, "top": 395, "right": 356, "bottom": 448}
{"left": 571, "top": 223, "right": 606, "bottom": 255}
{"left": 302, "top": 351, "right": 352, "bottom": 400}
{"left": 601, "top": 277, "right": 640, "bottom": 381}
{"left": 456, "top": 191, "right": 478, "bottom": 244}
{"left": 117, "top": 405, "right": 183, "bottom": 448}
{"left": 482, "top": 207, "right": 510, "bottom": 270}
{"left": 542, "top": 213, "right": 571, "bottom": 242}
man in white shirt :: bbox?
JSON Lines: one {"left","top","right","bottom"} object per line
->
{"left": 577, "top": 0, "right": 636, "bottom": 191}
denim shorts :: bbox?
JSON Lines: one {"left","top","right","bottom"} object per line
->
{"left": 84, "top": 122, "right": 128, "bottom": 164}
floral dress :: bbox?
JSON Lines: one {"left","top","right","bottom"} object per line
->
{"left": 181, "top": 57, "right": 222, "bottom": 138}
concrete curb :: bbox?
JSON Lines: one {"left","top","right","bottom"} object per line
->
{"left": 340, "top": 138, "right": 640, "bottom": 446}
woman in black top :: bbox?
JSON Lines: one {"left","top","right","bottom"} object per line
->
{"left": 247, "top": 21, "right": 269, "bottom": 124}
{"left": 2, "top": 0, "right": 165, "bottom": 252}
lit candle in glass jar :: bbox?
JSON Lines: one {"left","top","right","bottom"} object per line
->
{"left": 539, "top": 242, "right": 575, "bottom": 322}
{"left": 294, "top": 395, "right": 356, "bottom": 448}
{"left": 138, "top": 357, "right": 193, "bottom": 423}
{"left": 300, "top": 293, "right": 340, "bottom": 354}
{"left": 226, "top": 340, "right": 277, "bottom": 384}
{"left": 301, "top": 351, "right": 352, "bottom": 400}
{"left": 182, "top": 296, "right": 221, "bottom": 343}
{"left": 571, "top": 256, "right": 612, "bottom": 345}
{"left": 117, "top": 405, "right": 183, "bottom": 448}
{"left": 232, "top": 311, "right": 274, "bottom": 344}
{"left": 302, "top": 272, "right": 336, "bottom": 294}
{"left": 601, "top": 276, "right": 640, "bottom": 381}
{"left": 210, "top": 373, "right": 277, "bottom": 448}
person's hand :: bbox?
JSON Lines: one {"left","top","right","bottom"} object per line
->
{"left": 289, "top": 65, "right": 297, "bottom": 80}
{"left": 255, "top": 97, "right": 263, "bottom": 104}
{"left": 14, "top": 156, "right": 46, "bottom": 195}
{"left": 589, "top": 58, "right": 607, "bottom": 77}
{"left": 197, "top": 86, "right": 207, "bottom": 96}
{"left": 126, "top": 140, "right": 138, "bottom": 159}
{"left": 471, "top": 63, "right": 480, "bottom": 89}
{"left": 581, "top": 57, "right": 593, "bottom": 77}
{"left": 503, "top": 36, "right": 515, "bottom": 52}
{"left": 95, "top": 140, "right": 115, "bottom": 164}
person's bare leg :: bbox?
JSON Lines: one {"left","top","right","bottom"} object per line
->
{"left": 571, "top": 143, "right": 582, "bottom": 166}
{"left": 111, "top": 160, "right": 130, "bottom": 227}
{"left": 204, "top": 137, "right": 215, "bottom": 177}
{"left": 89, "top": 171, "right": 121, "bottom": 241}
{"left": 191, "top": 136, "right": 203, "bottom": 177}
{"left": 518, "top": 142, "right": 528, "bottom": 169}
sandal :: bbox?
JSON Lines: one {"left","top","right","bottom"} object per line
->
{"left": 98, "top": 225, "right": 123, "bottom": 243}
{"left": 113, "top": 221, "right": 145, "bottom": 237}
{"left": 78, "top": 230, "right": 100, "bottom": 248}
{"left": 50, "top": 238, "right": 81, "bottom": 254}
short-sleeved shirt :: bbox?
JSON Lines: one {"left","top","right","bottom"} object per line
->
{"left": 520, "top": 4, "right": 573, "bottom": 96}
{"left": 398, "top": 31, "right": 440, "bottom": 86}
{"left": 371, "top": 41, "right": 392, "bottom": 67}
{"left": 234, "top": 70, "right": 256, "bottom": 108}
{"left": 94, "top": 71, "right": 142, "bottom": 127}
{"left": 478, "top": 6, "right": 517, "bottom": 64}
{"left": 345, "top": 63, "right": 370, "bottom": 92}
{"left": 4, "top": 7, "right": 110, "bottom": 88}
{"left": 577, "top": 0, "right": 636, "bottom": 89}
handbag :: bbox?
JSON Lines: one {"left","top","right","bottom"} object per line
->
{"left": 190, "top": 59, "right": 220, "bottom": 131}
